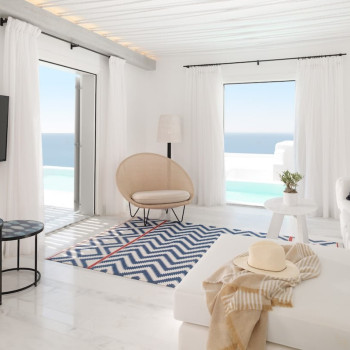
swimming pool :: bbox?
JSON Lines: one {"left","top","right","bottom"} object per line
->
{"left": 43, "top": 166, "right": 74, "bottom": 192}
{"left": 226, "top": 181, "right": 284, "bottom": 206}
{"left": 43, "top": 167, "right": 283, "bottom": 207}
{"left": 43, "top": 166, "right": 74, "bottom": 208}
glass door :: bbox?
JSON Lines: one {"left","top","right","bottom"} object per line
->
{"left": 39, "top": 63, "right": 96, "bottom": 231}
{"left": 40, "top": 64, "right": 77, "bottom": 211}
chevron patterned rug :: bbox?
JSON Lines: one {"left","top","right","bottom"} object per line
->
{"left": 47, "top": 217, "right": 337, "bottom": 288}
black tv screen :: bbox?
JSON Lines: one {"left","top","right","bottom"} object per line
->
{"left": 0, "top": 95, "right": 9, "bottom": 162}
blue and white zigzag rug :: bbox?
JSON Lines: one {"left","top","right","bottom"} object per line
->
{"left": 47, "top": 218, "right": 337, "bottom": 288}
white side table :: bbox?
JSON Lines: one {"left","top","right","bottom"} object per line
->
{"left": 264, "top": 197, "right": 317, "bottom": 243}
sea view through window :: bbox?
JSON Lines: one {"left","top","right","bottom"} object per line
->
{"left": 224, "top": 81, "right": 296, "bottom": 205}
{"left": 40, "top": 64, "right": 76, "bottom": 209}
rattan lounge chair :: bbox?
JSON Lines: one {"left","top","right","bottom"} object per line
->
{"left": 116, "top": 153, "right": 194, "bottom": 225}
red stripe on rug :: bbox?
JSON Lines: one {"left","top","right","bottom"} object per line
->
{"left": 87, "top": 220, "right": 168, "bottom": 269}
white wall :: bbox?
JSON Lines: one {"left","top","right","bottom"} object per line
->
{"left": 136, "top": 39, "right": 350, "bottom": 175}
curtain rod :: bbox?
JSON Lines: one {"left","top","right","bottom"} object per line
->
{"left": 183, "top": 53, "right": 347, "bottom": 68}
{"left": 0, "top": 17, "right": 113, "bottom": 59}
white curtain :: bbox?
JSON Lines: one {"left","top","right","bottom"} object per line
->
{"left": 0, "top": 17, "right": 43, "bottom": 255}
{"left": 186, "top": 66, "right": 225, "bottom": 206}
{"left": 99, "top": 56, "right": 127, "bottom": 215}
{"left": 295, "top": 56, "right": 348, "bottom": 219}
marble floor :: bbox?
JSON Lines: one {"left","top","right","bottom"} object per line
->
{"left": 0, "top": 205, "right": 343, "bottom": 350}
{"left": 44, "top": 205, "right": 88, "bottom": 234}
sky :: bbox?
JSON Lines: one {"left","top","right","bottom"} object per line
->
{"left": 39, "top": 66, "right": 295, "bottom": 135}
{"left": 224, "top": 81, "right": 296, "bottom": 134}
{"left": 39, "top": 64, "right": 76, "bottom": 133}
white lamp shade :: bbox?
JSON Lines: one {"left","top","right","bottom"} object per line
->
{"left": 157, "top": 114, "right": 182, "bottom": 143}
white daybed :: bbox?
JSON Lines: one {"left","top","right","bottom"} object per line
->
{"left": 174, "top": 235, "right": 350, "bottom": 350}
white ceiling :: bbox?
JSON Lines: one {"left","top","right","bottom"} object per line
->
{"left": 26, "top": 0, "right": 350, "bottom": 59}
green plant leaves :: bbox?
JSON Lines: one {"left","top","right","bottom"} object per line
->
{"left": 279, "top": 170, "right": 303, "bottom": 193}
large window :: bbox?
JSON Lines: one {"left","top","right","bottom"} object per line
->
{"left": 224, "top": 81, "right": 296, "bottom": 205}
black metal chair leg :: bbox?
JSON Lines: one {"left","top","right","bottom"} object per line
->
{"left": 143, "top": 208, "right": 150, "bottom": 226}
{"left": 129, "top": 202, "right": 140, "bottom": 218}
{"left": 170, "top": 206, "right": 186, "bottom": 223}
{"left": 129, "top": 203, "right": 151, "bottom": 226}
{"left": 34, "top": 234, "right": 38, "bottom": 287}
{"left": 17, "top": 240, "right": 20, "bottom": 270}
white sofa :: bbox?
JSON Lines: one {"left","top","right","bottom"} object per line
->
{"left": 174, "top": 235, "right": 350, "bottom": 350}
{"left": 336, "top": 177, "right": 350, "bottom": 249}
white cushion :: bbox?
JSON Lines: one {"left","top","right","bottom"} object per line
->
{"left": 174, "top": 235, "right": 350, "bottom": 350}
{"left": 339, "top": 200, "right": 350, "bottom": 248}
{"left": 179, "top": 323, "right": 296, "bottom": 350}
{"left": 339, "top": 199, "right": 350, "bottom": 212}
{"left": 132, "top": 190, "right": 190, "bottom": 205}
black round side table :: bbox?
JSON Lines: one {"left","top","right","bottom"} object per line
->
{"left": 0, "top": 219, "right": 44, "bottom": 305}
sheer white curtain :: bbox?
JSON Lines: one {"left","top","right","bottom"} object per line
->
{"left": 0, "top": 17, "right": 43, "bottom": 255}
{"left": 98, "top": 56, "right": 127, "bottom": 215}
{"left": 186, "top": 66, "right": 225, "bottom": 206}
{"left": 295, "top": 56, "right": 348, "bottom": 218}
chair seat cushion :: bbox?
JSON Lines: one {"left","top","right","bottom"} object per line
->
{"left": 132, "top": 190, "right": 190, "bottom": 205}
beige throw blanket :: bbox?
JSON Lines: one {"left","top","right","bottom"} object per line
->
{"left": 203, "top": 243, "right": 321, "bottom": 350}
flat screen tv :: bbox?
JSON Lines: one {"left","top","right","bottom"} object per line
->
{"left": 0, "top": 95, "right": 9, "bottom": 162}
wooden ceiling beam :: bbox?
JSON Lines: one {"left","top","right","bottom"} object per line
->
{"left": 0, "top": 0, "right": 156, "bottom": 70}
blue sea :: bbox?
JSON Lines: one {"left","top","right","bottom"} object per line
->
{"left": 224, "top": 133, "right": 293, "bottom": 154}
{"left": 42, "top": 133, "right": 75, "bottom": 167}
{"left": 42, "top": 132, "right": 293, "bottom": 167}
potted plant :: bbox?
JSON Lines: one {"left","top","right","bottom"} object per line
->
{"left": 279, "top": 170, "right": 303, "bottom": 206}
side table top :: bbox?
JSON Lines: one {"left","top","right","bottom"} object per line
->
{"left": 1, "top": 220, "right": 44, "bottom": 241}
{"left": 264, "top": 197, "right": 317, "bottom": 216}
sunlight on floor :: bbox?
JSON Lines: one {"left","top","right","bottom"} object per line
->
{"left": 44, "top": 205, "right": 88, "bottom": 234}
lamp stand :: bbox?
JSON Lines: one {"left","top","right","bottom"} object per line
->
{"left": 167, "top": 142, "right": 171, "bottom": 159}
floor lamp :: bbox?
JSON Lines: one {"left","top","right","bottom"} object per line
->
{"left": 157, "top": 115, "right": 182, "bottom": 158}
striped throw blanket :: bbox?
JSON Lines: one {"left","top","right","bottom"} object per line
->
{"left": 203, "top": 243, "right": 321, "bottom": 350}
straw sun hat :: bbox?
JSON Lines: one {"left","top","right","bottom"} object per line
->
{"left": 233, "top": 240, "right": 300, "bottom": 279}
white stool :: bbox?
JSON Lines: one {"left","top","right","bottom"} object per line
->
{"left": 264, "top": 197, "right": 317, "bottom": 243}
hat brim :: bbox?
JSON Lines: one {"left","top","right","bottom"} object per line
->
{"left": 233, "top": 256, "right": 300, "bottom": 279}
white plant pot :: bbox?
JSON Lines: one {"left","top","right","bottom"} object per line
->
{"left": 283, "top": 192, "right": 298, "bottom": 206}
